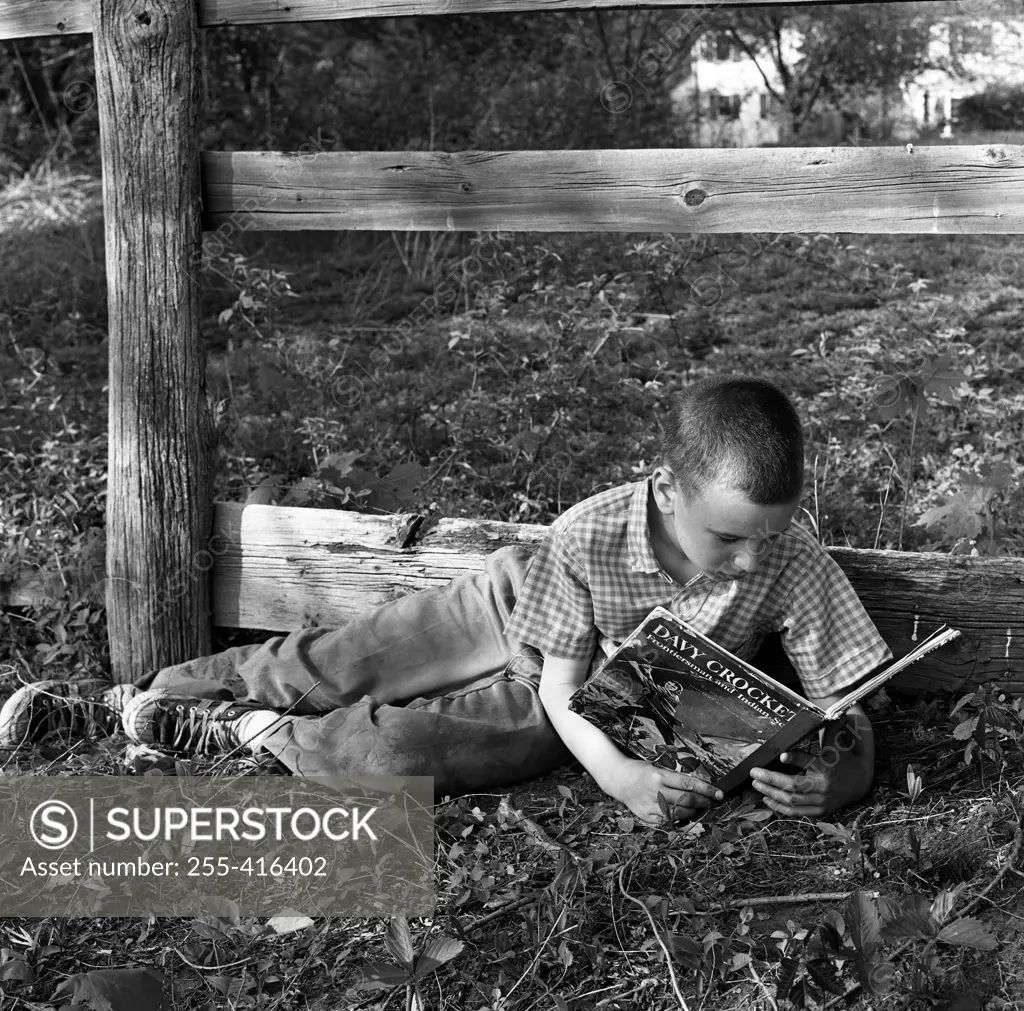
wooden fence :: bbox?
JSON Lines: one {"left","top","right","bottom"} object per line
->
{"left": 2, "top": 0, "right": 1021, "bottom": 685}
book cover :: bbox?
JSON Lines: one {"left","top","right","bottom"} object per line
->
{"left": 568, "top": 606, "right": 961, "bottom": 793}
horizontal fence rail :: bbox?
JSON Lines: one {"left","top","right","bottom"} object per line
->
{"left": 201, "top": 148, "right": 1024, "bottom": 234}
{"left": 4, "top": 0, "right": 915, "bottom": 41}
{"left": 209, "top": 503, "right": 1024, "bottom": 697}
{"left": 4, "top": 501, "right": 1019, "bottom": 695}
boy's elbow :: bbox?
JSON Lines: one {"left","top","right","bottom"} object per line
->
{"left": 538, "top": 655, "right": 591, "bottom": 705}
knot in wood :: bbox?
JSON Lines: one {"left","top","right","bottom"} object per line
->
{"left": 460, "top": 182, "right": 472, "bottom": 193}
{"left": 683, "top": 188, "right": 707, "bottom": 207}
{"left": 120, "top": 5, "right": 161, "bottom": 44}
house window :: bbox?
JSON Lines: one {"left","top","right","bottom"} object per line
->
{"left": 718, "top": 94, "right": 741, "bottom": 120}
{"left": 760, "top": 92, "right": 768, "bottom": 119}
{"left": 716, "top": 33, "right": 732, "bottom": 61}
{"left": 954, "top": 22, "right": 993, "bottom": 55}
{"left": 706, "top": 89, "right": 719, "bottom": 119}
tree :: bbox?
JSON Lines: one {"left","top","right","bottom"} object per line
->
{"left": 715, "top": 4, "right": 939, "bottom": 139}
{"left": 0, "top": 37, "right": 99, "bottom": 170}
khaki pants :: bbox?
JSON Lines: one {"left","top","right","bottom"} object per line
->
{"left": 135, "top": 546, "right": 573, "bottom": 796}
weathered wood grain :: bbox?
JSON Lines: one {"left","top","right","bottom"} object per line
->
{"left": 210, "top": 504, "right": 548, "bottom": 630}
{"left": 1, "top": 0, "right": 909, "bottom": 41}
{"left": 210, "top": 503, "right": 1024, "bottom": 696}
{"left": 95, "top": 0, "right": 213, "bottom": 681}
{"left": 0, "top": 2, "right": 92, "bottom": 39}
{"left": 199, "top": 148, "right": 1024, "bottom": 235}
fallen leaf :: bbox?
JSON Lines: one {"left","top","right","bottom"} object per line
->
{"left": 935, "top": 991, "right": 984, "bottom": 1011}
{"left": 414, "top": 936, "right": 464, "bottom": 979}
{"left": 881, "top": 893, "right": 938, "bottom": 941}
{"left": 385, "top": 917, "right": 416, "bottom": 971}
{"left": 54, "top": 968, "right": 169, "bottom": 1011}
{"left": 198, "top": 896, "right": 240, "bottom": 924}
{"left": 845, "top": 890, "right": 882, "bottom": 959}
{"left": 265, "top": 913, "right": 315, "bottom": 935}
{"left": 937, "top": 917, "right": 998, "bottom": 950}
{"left": 352, "top": 961, "right": 413, "bottom": 991}
{"left": 0, "top": 959, "right": 34, "bottom": 983}
{"left": 246, "top": 474, "right": 285, "bottom": 505}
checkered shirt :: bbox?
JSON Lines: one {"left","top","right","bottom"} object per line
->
{"left": 503, "top": 479, "right": 893, "bottom": 700}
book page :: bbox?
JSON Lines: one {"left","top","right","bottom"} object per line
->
{"left": 569, "top": 606, "right": 818, "bottom": 781}
{"left": 826, "top": 624, "right": 962, "bottom": 718}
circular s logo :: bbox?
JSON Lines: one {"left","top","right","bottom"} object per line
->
{"left": 30, "top": 801, "right": 78, "bottom": 850}
{"left": 600, "top": 82, "right": 633, "bottom": 115}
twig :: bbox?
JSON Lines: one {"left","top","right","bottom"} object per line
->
{"left": 419, "top": 449, "right": 458, "bottom": 491}
{"left": 747, "top": 958, "right": 779, "bottom": 1011}
{"left": 867, "top": 812, "right": 948, "bottom": 829}
{"left": 596, "top": 981, "right": 656, "bottom": 1007}
{"left": 813, "top": 453, "right": 821, "bottom": 540}
{"left": 41, "top": 738, "right": 85, "bottom": 773}
{"left": 969, "top": 891, "right": 1024, "bottom": 921}
{"left": 897, "top": 399, "right": 920, "bottom": 551}
{"left": 11, "top": 42, "right": 55, "bottom": 146}
{"left": 693, "top": 890, "right": 879, "bottom": 915}
{"left": 617, "top": 863, "right": 690, "bottom": 1011}
{"left": 570, "top": 981, "right": 630, "bottom": 1004}
{"left": 874, "top": 458, "right": 896, "bottom": 550}
{"left": 52, "top": 549, "right": 68, "bottom": 591}
{"left": 205, "top": 680, "right": 324, "bottom": 774}
{"left": 173, "top": 947, "right": 253, "bottom": 972}
{"left": 501, "top": 909, "right": 563, "bottom": 1004}
{"left": 464, "top": 895, "right": 535, "bottom": 934}
{"left": 953, "top": 797, "right": 1023, "bottom": 921}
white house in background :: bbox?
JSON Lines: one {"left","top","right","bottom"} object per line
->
{"left": 672, "top": 18, "right": 1024, "bottom": 147}
{"left": 904, "top": 18, "right": 1024, "bottom": 136}
{"left": 671, "top": 29, "right": 800, "bottom": 147}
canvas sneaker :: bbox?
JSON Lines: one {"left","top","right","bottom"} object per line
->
{"left": 0, "top": 679, "right": 139, "bottom": 748}
{"left": 121, "top": 692, "right": 278, "bottom": 756}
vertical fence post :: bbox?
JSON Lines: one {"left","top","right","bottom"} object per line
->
{"left": 93, "top": 0, "right": 212, "bottom": 681}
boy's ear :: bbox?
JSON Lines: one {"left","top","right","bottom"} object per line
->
{"left": 650, "top": 466, "right": 682, "bottom": 513}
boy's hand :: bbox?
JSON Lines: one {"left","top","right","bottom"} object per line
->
{"left": 749, "top": 706, "right": 874, "bottom": 818}
{"left": 748, "top": 749, "right": 866, "bottom": 817}
{"left": 604, "top": 758, "right": 724, "bottom": 826}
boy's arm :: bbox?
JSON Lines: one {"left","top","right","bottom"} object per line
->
{"left": 756, "top": 540, "right": 889, "bottom": 818}
{"left": 749, "top": 695, "right": 874, "bottom": 818}
{"left": 539, "top": 655, "right": 724, "bottom": 826}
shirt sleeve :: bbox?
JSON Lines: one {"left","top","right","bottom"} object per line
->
{"left": 503, "top": 525, "right": 597, "bottom": 661}
{"left": 780, "top": 550, "right": 893, "bottom": 699}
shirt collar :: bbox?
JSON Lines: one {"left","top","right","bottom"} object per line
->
{"left": 627, "top": 478, "right": 663, "bottom": 573}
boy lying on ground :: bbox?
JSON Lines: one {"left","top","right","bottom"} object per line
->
{"left": 0, "top": 375, "right": 890, "bottom": 826}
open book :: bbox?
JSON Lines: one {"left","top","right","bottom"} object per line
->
{"left": 568, "top": 607, "right": 961, "bottom": 792}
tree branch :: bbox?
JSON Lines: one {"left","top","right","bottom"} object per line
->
{"left": 726, "top": 28, "right": 784, "bottom": 102}
{"left": 593, "top": 11, "right": 618, "bottom": 86}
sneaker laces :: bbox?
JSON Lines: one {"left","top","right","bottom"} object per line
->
{"left": 167, "top": 702, "right": 241, "bottom": 755}
{"left": 34, "top": 686, "right": 125, "bottom": 737}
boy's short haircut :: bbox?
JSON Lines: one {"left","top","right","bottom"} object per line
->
{"left": 660, "top": 375, "right": 804, "bottom": 505}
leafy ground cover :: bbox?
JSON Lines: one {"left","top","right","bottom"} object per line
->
{"left": 0, "top": 168, "right": 1023, "bottom": 1010}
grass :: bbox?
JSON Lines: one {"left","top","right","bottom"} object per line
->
{"left": 0, "top": 168, "right": 1023, "bottom": 1010}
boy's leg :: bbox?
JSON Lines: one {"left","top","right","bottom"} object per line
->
{"left": 118, "top": 543, "right": 575, "bottom": 793}
{"left": 124, "top": 669, "right": 574, "bottom": 796}
{"left": 133, "top": 545, "right": 537, "bottom": 713}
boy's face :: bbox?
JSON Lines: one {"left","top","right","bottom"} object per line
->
{"left": 650, "top": 467, "right": 800, "bottom": 580}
